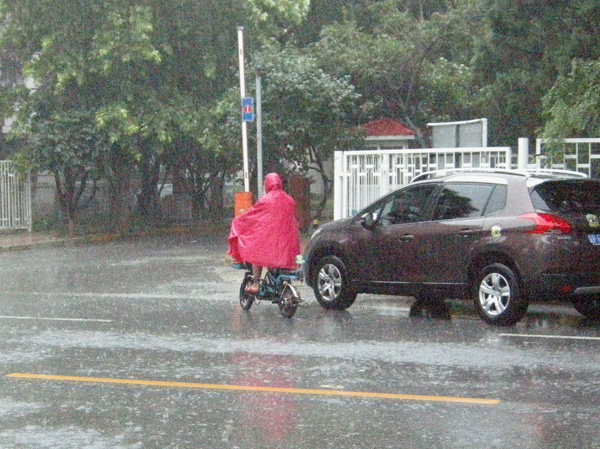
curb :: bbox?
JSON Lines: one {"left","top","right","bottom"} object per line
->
{"left": 0, "top": 236, "right": 80, "bottom": 252}
{"left": 0, "top": 221, "right": 233, "bottom": 252}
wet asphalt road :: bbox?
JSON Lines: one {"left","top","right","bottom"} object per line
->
{"left": 0, "top": 229, "right": 600, "bottom": 449}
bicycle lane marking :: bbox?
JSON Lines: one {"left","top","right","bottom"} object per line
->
{"left": 6, "top": 373, "right": 500, "bottom": 406}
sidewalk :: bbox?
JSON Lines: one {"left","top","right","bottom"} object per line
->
{"left": 0, "top": 220, "right": 234, "bottom": 251}
{"left": 0, "top": 231, "right": 75, "bottom": 251}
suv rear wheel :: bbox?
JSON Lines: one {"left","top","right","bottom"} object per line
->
{"left": 474, "top": 263, "right": 528, "bottom": 325}
{"left": 313, "top": 255, "right": 357, "bottom": 310}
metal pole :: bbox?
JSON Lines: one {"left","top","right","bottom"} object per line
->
{"left": 518, "top": 137, "right": 529, "bottom": 170}
{"left": 256, "top": 66, "right": 263, "bottom": 197}
{"left": 237, "top": 26, "right": 250, "bottom": 192}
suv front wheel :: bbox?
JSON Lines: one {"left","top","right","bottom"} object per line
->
{"left": 474, "top": 263, "right": 528, "bottom": 326}
{"left": 313, "top": 255, "right": 357, "bottom": 310}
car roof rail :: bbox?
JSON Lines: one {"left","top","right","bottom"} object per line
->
{"left": 522, "top": 168, "right": 588, "bottom": 178}
{"left": 412, "top": 168, "right": 518, "bottom": 182}
{"left": 411, "top": 167, "right": 588, "bottom": 183}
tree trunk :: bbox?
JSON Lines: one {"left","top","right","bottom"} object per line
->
{"left": 191, "top": 193, "right": 203, "bottom": 221}
{"left": 55, "top": 171, "right": 79, "bottom": 236}
{"left": 118, "top": 174, "right": 134, "bottom": 234}
{"left": 137, "top": 140, "right": 160, "bottom": 224}
{"left": 108, "top": 154, "right": 135, "bottom": 234}
{"left": 207, "top": 173, "right": 225, "bottom": 218}
{"left": 308, "top": 147, "right": 331, "bottom": 223}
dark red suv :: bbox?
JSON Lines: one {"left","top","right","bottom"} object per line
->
{"left": 304, "top": 169, "right": 600, "bottom": 325}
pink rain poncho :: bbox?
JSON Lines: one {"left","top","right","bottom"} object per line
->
{"left": 228, "top": 173, "right": 301, "bottom": 270}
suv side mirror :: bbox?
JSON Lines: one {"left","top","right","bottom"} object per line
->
{"left": 362, "top": 212, "right": 376, "bottom": 229}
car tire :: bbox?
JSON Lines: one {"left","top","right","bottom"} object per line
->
{"left": 313, "top": 255, "right": 357, "bottom": 310}
{"left": 573, "top": 296, "right": 600, "bottom": 320}
{"left": 473, "top": 263, "right": 528, "bottom": 326}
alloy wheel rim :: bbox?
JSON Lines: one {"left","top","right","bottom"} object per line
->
{"left": 479, "top": 272, "right": 511, "bottom": 317}
{"left": 317, "top": 263, "right": 342, "bottom": 302}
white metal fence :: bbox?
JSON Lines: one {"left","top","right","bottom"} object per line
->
{"left": 535, "top": 138, "right": 600, "bottom": 178}
{"left": 0, "top": 160, "right": 32, "bottom": 231}
{"left": 333, "top": 147, "right": 511, "bottom": 219}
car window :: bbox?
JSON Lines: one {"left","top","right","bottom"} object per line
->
{"left": 530, "top": 180, "right": 600, "bottom": 213}
{"left": 377, "top": 184, "right": 437, "bottom": 226}
{"left": 483, "top": 185, "right": 507, "bottom": 215}
{"left": 432, "top": 183, "right": 496, "bottom": 220}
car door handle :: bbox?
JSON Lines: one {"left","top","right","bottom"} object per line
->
{"left": 456, "top": 228, "right": 475, "bottom": 237}
{"left": 399, "top": 234, "right": 414, "bottom": 241}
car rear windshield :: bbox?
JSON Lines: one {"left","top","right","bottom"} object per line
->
{"left": 530, "top": 180, "right": 600, "bottom": 213}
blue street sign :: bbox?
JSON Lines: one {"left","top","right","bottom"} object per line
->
{"left": 242, "top": 97, "right": 254, "bottom": 122}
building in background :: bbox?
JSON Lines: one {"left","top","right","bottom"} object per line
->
{"left": 361, "top": 118, "right": 416, "bottom": 150}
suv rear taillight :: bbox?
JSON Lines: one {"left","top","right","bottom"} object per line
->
{"left": 519, "top": 213, "right": 571, "bottom": 234}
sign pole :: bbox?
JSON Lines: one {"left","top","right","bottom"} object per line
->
{"left": 237, "top": 26, "right": 250, "bottom": 192}
{"left": 256, "top": 66, "right": 263, "bottom": 197}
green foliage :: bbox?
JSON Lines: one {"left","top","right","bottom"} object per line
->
{"left": 472, "top": 0, "right": 600, "bottom": 145}
{"left": 251, "top": 45, "right": 361, "bottom": 218}
{"left": 256, "top": 45, "right": 361, "bottom": 165}
{"left": 541, "top": 59, "right": 600, "bottom": 158}
{"left": 311, "top": 1, "right": 484, "bottom": 142}
{"left": 248, "top": 0, "right": 310, "bottom": 41}
{"left": 1, "top": 0, "right": 600, "bottom": 228}
{"left": 23, "top": 111, "right": 108, "bottom": 171}
{"left": 17, "top": 109, "right": 109, "bottom": 232}
{"left": 0, "top": 0, "right": 281, "bottom": 227}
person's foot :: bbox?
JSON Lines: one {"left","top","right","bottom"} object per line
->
{"left": 245, "top": 280, "right": 260, "bottom": 294}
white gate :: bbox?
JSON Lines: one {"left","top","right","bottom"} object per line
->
{"left": 0, "top": 161, "right": 32, "bottom": 231}
{"left": 334, "top": 147, "right": 511, "bottom": 219}
{"left": 536, "top": 138, "right": 600, "bottom": 177}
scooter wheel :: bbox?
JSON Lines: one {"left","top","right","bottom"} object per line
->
{"left": 239, "top": 275, "right": 255, "bottom": 311}
{"left": 278, "top": 285, "right": 299, "bottom": 318}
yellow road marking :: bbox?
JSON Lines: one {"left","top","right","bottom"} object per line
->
{"left": 6, "top": 373, "right": 500, "bottom": 406}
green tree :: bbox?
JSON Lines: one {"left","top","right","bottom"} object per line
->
{"left": 85, "top": 0, "right": 250, "bottom": 227}
{"left": 310, "top": 1, "right": 483, "bottom": 145}
{"left": 471, "top": 0, "right": 600, "bottom": 145}
{"left": 247, "top": 0, "right": 310, "bottom": 43}
{"left": 540, "top": 59, "right": 600, "bottom": 159}
{"left": 0, "top": 0, "right": 179, "bottom": 230}
{"left": 254, "top": 46, "right": 362, "bottom": 221}
{"left": 0, "top": 0, "right": 311, "bottom": 231}
{"left": 18, "top": 110, "right": 109, "bottom": 235}
{"left": 165, "top": 93, "right": 242, "bottom": 220}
